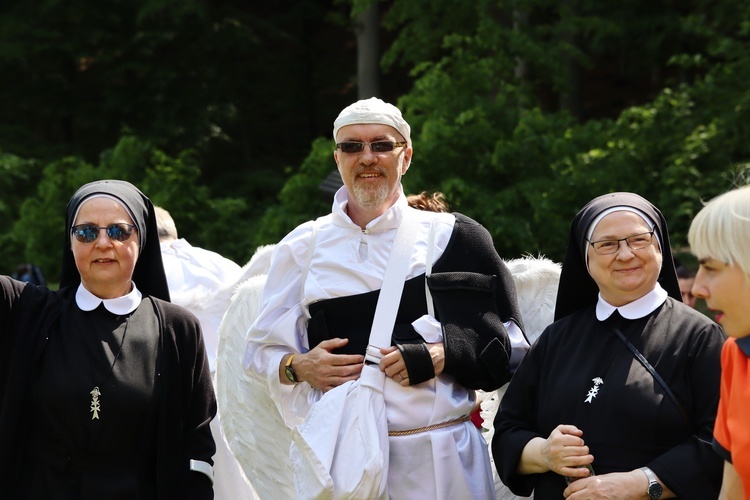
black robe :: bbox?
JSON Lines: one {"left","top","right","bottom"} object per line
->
{"left": 492, "top": 298, "right": 725, "bottom": 499}
{"left": 0, "top": 277, "right": 216, "bottom": 500}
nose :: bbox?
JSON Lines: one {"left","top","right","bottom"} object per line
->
{"left": 614, "top": 240, "right": 636, "bottom": 259}
{"left": 358, "top": 144, "right": 378, "bottom": 164}
{"left": 692, "top": 268, "right": 708, "bottom": 299}
{"left": 94, "top": 230, "right": 114, "bottom": 247}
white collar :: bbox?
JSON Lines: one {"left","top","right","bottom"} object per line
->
{"left": 76, "top": 283, "right": 142, "bottom": 314}
{"left": 596, "top": 282, "right": 668, "bottom": 321}
{"left": 332, "top": 186, "right": 407, "bottom": 232}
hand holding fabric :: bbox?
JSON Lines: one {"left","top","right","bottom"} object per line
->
{"left": 380, "top": 342, "right": 445, "bottom": 386}
{"left": 294, "top": 338, "right": 364, "bottom": 392}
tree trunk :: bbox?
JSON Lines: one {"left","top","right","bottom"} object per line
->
{"left": 355, "top": 3, "right": 380, "bottom": 99}
{"left": 558, "top": 0, "right": 582, "bottom": 118}
{"left": 514, "top": 8, "right": 529, "bottom": 111}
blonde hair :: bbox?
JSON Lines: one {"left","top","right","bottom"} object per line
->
{"left": 688, "top": 184, "right": 750, "bottom": 281}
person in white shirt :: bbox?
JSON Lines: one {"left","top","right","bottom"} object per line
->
{"left": 244, "top": 97, "right": 529, "bottom": 499}
{"left": 155, "top": 206, "right": 257, "bottom": 500}
{"left": 155, "top": 206, "right": 241, "bottom": 371}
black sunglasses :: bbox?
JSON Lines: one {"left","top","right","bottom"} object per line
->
{"left": 71, "top": 223, "right": 137, "bottom": 243}
{"left": 336, "top": 141, "right": 407, "bottom": 154}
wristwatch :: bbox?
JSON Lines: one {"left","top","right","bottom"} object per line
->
{"left": 640, "top": 467, "right": 663, "bottom": 500}
{"left": 284, "top": 354, "right": 299, "bottom": 383}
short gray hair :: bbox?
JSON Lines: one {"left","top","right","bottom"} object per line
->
{"left": 154, "top": 205, "right": 178, "bottom": 242}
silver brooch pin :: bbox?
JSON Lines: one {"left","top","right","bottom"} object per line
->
{"left": 90, "top": 386, "right": 101, "bottom": 419}
{"left": 584, "top": 377, "right": 604, "bottom": 403}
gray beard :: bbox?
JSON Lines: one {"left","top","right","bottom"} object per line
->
{"left": 352, "top": 182, "right": 390, "bottom": 209}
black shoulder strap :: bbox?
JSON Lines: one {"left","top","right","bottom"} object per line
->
{"left": 610, "top": 326, "right": 691, "bottom": 430}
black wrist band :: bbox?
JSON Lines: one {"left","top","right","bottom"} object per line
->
{"left": 397, "top": 343, "right": 435, "bottom": 385}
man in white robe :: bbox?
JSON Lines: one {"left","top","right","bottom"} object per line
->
{"left": 244, "top": 97, "right": 529, "bottom": 499}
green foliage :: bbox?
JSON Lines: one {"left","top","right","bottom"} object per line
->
{"left": 6, "top": 136, "right": 256, "bottom": 281}
{"left": 0, "top": 152, "right": 43, "bottom": 275}
{"left": 387, "top": 0, "right": 746, "bottom": 261}
{"left": 255, "top": 138, "right": 337, "bottom": 245}
{"left": 4, "top": 0, "right": 750, "bottom": 279}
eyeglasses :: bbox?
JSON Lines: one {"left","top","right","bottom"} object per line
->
{"left": 335, "top": 141, "right": 407, "bottom": 154}
{"left": 71, "top": 223, "right": 137, "bottom": 243}
{"left": 587, "top": 231, "right": 654, "bottom": 255}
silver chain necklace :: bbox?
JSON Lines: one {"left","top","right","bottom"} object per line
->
{"left": 89, "top": 314, "right": 131, "bottom": 420}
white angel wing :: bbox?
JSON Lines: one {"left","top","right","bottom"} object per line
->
{"left": 240, "top": 244, "right": 276, "bottom": 279}
{"left": 481, "top": 255, "right": 562, "bottom": 499}
{"left": 215, "top": 274, "right": 296, "bottom": 500}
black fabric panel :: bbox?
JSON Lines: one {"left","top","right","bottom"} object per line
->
{"left": 307, "top": 275, "right": 428, "bottom": 355}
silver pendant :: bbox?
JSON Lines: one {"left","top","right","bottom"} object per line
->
{"left": 90, "top": 386, "right": 101, "bottom": 419}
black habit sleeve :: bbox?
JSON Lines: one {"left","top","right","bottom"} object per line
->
{"left": 152, "top": 298, "right": 217, "bottom": 500}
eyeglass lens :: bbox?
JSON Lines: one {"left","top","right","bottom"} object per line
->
{"left": 591, "top": 232, "right": 653, "bottom": 254}
{"left": 71, "top": 223, "right": 135, "bottom": 243}
{"left": 337, "top": 141, "right": 403, "bottom": 153}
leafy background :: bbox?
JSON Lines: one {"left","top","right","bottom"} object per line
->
{"left": 2, "top": 0, "right": 749, "bottom": 285}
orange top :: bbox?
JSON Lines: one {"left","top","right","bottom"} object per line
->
{"left": 713, "top": 337, "right": 750, "bottom": 498}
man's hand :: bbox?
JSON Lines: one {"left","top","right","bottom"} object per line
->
{"left": 380, "top": 342, "right": 445, "bottom": 386}
{"left": 280, "top": 338, "right": 364, "bottom": 392}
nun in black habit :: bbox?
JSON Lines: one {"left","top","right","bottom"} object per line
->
{"left": 492, "top": 192, "right": 725, "bottom": 499}
{"left": 0, "top": 180, "right": 216, "bottom": 499}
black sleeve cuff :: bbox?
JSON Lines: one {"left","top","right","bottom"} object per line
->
{"left": 397, "top": 343, "right": 435, "bottom": 385}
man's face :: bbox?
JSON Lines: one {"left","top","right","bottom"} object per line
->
{"left": 334, "top": 123, "right": 412, "bottom": 216}
{"left": 678, "top": 277, "right": 696, "bottom": 307}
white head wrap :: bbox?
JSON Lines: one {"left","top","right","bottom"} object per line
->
{"left": 333, "top": 97, "right": 411, "bottom": 146}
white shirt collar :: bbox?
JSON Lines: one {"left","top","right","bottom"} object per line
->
{"left": 332, "top": 186, "right": 407, "bottom": 232}
{"left": 596, "top": 282, "right": 668, "bottom": 321}
{"left": 76, "top": 283, "right": 142, "bottom": 314}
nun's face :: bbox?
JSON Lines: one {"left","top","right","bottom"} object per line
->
{"left": 587, "top": 211, "right": 662, "bottom": 306}
{"left": 71, "top": 197, "right": 140, "bottom": 299}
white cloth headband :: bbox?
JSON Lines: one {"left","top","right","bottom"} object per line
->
{"left": 333, "top": 97, "right": 411, "bottom": 146}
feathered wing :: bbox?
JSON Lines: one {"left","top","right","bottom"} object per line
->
{"left": 215, "top": 274, "right": 295, "bottom": 500}
{"left": 481, "top": 256, "right": 562, "bottom": 499}
{"left": 168, "top": 243, "right": 278, "bottom": 373}
{"left": 240, "top": 244, "right": 276, "bottom": 279}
